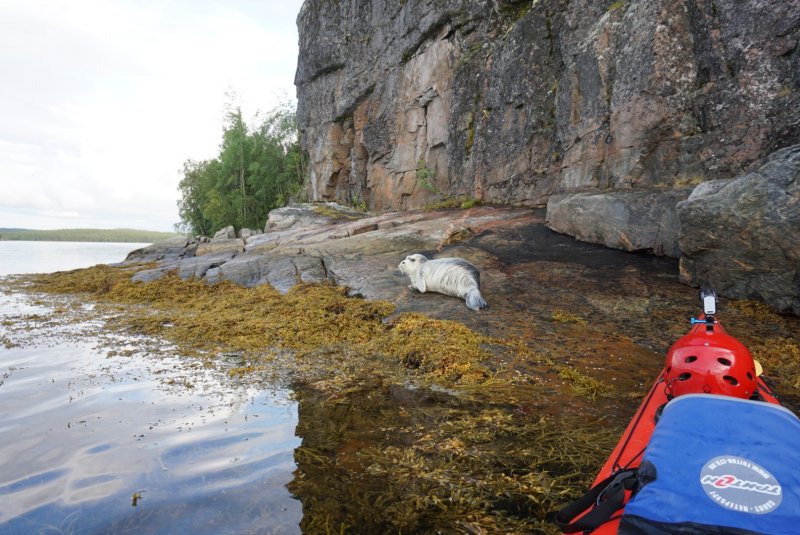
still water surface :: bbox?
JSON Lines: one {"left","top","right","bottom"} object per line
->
{"left": 0, "top": 243, "right": 303, "bottom": 533}
{"left": 0, "top": 240, "right": 149, "bottom": 276}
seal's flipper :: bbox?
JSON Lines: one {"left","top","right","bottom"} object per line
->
{"left": 415, "top": 273, "right": 426, "bottom": 293}
{"left": 465, "top": 289, "right": 488, "bottom": 310}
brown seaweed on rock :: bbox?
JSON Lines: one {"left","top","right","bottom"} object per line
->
{"left": 289, "top": 383, "right": 618, "bottom": 534}
{"left": 4, "top": 266, "right": 625, "bottom": 531}
{"left": 6, "top": 262, "right": 800, "bottom": 533}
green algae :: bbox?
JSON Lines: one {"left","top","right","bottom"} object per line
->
{"left": 19, "top": 267, "right": 532, "bottom": 393}
{"left": 730, "top": 299, "right": 784, "bottom": 323}
{"left": 1, "top": 334, "right": 19, "bottom": 349}
{"left": 554, "top": 364, "right": 612, "bottom": 400}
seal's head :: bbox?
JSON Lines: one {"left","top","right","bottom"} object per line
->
{"left": 398, "top": 253, "right": 428, "bottom": 275}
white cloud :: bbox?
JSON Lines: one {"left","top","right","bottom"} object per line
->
{"left": 0, "top": 0, "right": 304, "bottom": 231}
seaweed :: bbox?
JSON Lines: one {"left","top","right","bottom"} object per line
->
{"left": 5, "top": 263, "right": 799, "bottom": 532}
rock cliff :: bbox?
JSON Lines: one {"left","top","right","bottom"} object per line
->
{"left": 295, "top": 0, "right": 800, "bottom": 313}
{"left": 296, "top": 0, "right": 798, "bottom": 209}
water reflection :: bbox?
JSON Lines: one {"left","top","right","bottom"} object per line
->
{"left": 0, "top": 294, "right": 302, "bottom": 534}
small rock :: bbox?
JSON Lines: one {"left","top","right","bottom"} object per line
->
{"left": 213, "top": 226, "right": 236, "bottom": 240}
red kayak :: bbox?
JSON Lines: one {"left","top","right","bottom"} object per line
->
{"left": 555, "top": 291, "right": 797, "bottom": 535}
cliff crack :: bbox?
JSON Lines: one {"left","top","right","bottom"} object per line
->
{"left": 319, "top": 256, "right": 330, "bottom": 280}
{"left": 400, "top": 16, "right": 452, "bottom": 62}
{"left": 305, "top": 62, "right": 346, "bottom": 85}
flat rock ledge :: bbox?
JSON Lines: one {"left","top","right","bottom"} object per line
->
{"left": 121, "top": 171, "right": 800, "bottom": 316}
{"left": 121, "top": 203, "right": 537, "bottom": 301}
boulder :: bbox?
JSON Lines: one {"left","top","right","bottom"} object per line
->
{"left": 123, "top": 206, "right": 539, "bottom": 306}
{"left": 177, "top": 253, "right": 237, "bottom": 280}
{"left": 238, "top": 228, "right": 263, "bottom": 240}
{"left": 122, "top": 235, "right": 196, "bottom": 264}
{"left": 213, "top": 226, "right": 236, "bottom": 240}
{"left": 677, "top": 145, "right": 800, "bottom": 314}
{"left": 546, "top": 189, "right": 692, "bottom": 258}
{"left": 265, "top": 203, "right": 366, "bottom": 232}
{"left": 131, "top": 267, "right": 174, "bottom": 283}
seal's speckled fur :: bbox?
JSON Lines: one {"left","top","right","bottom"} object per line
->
{"left": 398, "top": 254, "right": 488, "bottom": 310}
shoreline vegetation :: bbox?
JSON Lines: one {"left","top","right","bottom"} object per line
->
{"left": 0, "top": 228, "right": 182, "bottom": 243}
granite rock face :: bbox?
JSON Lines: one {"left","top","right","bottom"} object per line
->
{"left": 677, "top": 145, "right": 800, "bottom": 314}
{"left": 294, "top": 0, "right": 800, "bottom": 311}
{"left": 196, "top": 239, "right": 244, "bottom": 257}
{"left": 296, "top": 0, "right": 800, "bottom": 209}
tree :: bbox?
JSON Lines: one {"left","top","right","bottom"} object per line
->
{"left": 176, "top": 159, "right": 214, "bottom": 236}
{"left": 176, "top": 99, "right": 307, "bottom": 236}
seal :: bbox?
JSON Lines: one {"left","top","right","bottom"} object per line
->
{"left": 398, "top": 253, "right": 488, "bottom": 310}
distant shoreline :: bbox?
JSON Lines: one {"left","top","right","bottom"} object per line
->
{"left": 0, "top": 228, "right": 182, "bottom": 243}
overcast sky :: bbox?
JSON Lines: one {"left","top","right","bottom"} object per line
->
{"left": 0, "top": 0, "right": 305, "bottom": 231}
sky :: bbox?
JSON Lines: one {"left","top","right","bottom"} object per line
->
{"left": 0, "top": 0, "right": 305, "bottom": 232}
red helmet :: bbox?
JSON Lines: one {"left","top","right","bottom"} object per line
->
{"left": 664, "top": 322, "right": 758, "bottom": 399}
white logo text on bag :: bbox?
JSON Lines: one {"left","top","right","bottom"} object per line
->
{"left": 700, "top": 456, "right": 782, "bottom": 514}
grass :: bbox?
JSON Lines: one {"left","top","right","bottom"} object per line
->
{"left": 423, "top": 196, "right": 482, "bottom": 211}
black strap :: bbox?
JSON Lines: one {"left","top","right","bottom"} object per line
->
{"left": 555, "top": 469, "right": 639, "bottom": 534}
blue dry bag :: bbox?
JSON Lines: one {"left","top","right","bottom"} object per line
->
{"left": 619, "top": 394, "right": 800, "bottom": 535}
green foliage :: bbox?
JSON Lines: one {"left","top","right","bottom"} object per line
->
{"left": 423, "top": 196, "right": 481, "bottom": 211}
{"left": 415, "top": 158, "right": 439, "bottom": 194}
{"left": 350, "top": 195, "right": 368, "bottom": 212}
{"left": 608, "top": 0, "right": 626, "bottom": 11}
{"left": 177, "top": 100, "right": 308, "bottom": 236}
{"left": 460, "top": 197, "right": 478, "bottom": 209}
{"left": 0, "top": 228, "right": 180, "bottom": 243}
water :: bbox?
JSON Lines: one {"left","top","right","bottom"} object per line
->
{"left": 0, "top": 243, "right": 303, "bottom": 534}
{"left": 0, "top": 241, "right": 149, "bottom": 276}
{"left": 3, "top": 232, "right": 798, "bottom": 532}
